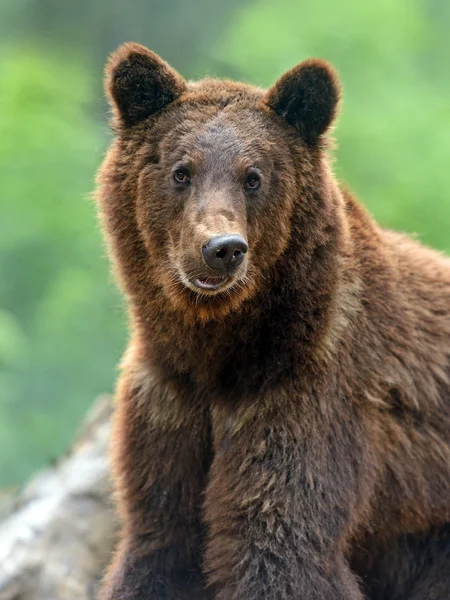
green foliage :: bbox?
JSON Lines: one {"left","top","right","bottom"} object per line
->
{"left": 0, "top": 47, "right": 125, "bottom": 484}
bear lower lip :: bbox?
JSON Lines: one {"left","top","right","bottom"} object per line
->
{"left": 193, "top": 276, "right": 228, "bottom": 291}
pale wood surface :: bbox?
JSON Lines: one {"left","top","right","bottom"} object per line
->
{"left": 0, "top": 396, "right": 117, "bottom": 600}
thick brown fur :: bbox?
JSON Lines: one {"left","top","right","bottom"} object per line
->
{"left": 97, "top": 43, "right": 450, "bottom": 600}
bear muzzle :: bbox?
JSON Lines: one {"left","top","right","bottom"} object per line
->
{"left": 192, "top": 234, "right": 248, "bottom": 291}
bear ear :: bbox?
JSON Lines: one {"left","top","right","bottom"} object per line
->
{"left": 264, "top": 59, "right": 341, "bottom": 146}
{"left": 105, "top": 42, "right": 187, "bottom": 129}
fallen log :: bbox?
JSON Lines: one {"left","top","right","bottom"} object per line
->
{"left": 0, "top": 396, "right": 117, "bottom": 600}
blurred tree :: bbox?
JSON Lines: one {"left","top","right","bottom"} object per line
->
{"left": 0, "top": 0, "right": 247, "bottom": 78}
{"left": 0, "top": 47, "right": 124, "bottom": 484}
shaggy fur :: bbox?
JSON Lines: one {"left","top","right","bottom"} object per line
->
{"left": 97, "top": 43, "right": 450, "bottom": 600}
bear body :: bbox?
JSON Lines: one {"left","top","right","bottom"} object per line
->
{"left": 97, "top": 43, "right": 450, "bottom": 599}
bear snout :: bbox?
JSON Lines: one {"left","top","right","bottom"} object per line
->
{"left": 201, "top": 235, "right": 248, "bottom": 274}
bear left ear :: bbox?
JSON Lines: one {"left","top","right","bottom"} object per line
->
{"left": 264, "top": 59, "right": 341, "bottom": 146}
{"left": 105, "top": 42, "right": 187, "bottom": 129}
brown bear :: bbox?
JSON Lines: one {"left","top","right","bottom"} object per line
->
{"left": 96, "top": 42, "right": 450, "bottom": 600}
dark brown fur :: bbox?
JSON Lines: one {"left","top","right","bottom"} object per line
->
{"left": 97, "top": 43, "right": 450, "bottom": 599}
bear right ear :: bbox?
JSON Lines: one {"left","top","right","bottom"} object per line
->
{"left": 105, "top": 43, "right": 187, "bottom": 129}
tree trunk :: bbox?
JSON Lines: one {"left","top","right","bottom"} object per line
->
{"left": 0, "top": 396, "right": 117, "bottom": 600}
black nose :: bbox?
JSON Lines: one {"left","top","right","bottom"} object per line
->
{"left": 202, "top": 235, "right": 248, "bottom": 273}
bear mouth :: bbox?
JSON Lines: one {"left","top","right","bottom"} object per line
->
{"left": 175, "top": 263, "right": 247, "bottom": 296}
{"left": 192, "top": 275, "right": 229, "bottom": 291}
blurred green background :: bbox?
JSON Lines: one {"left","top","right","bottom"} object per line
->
{"left": 1, "top": 0, "right": 449, "bottom": 486}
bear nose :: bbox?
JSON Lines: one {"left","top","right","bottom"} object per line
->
{"left": 202, "top": 235, "right": 248, "bottom": 273}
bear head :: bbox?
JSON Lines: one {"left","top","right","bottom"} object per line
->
{"left": 99, "top": 43, "right": 341, "bottom": 322}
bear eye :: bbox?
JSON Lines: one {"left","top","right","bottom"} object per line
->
{"left": 173, "top": 167, "right": 191, "bottom": 185}
{"left": 244, "top": 171, "right": 261, "bottom": 192}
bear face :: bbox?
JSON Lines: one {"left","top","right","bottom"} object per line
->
{"left": 102, "top": 43, "right": 342, "bottom": 322}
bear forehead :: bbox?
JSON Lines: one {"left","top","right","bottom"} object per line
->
{"left": 160, "top": 112, "right": 279, "bottom": 172}
{"left": 185, "top": 78, "right": 265, "bottom": 105}
{"left": 156, "top": 82, "right": 280, "bottom": 165}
